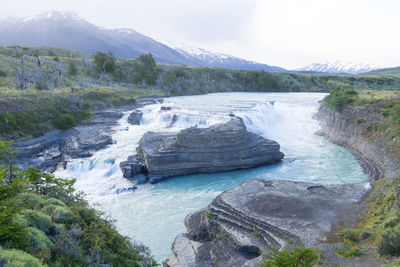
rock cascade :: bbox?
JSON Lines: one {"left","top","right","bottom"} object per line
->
{"left": 120, "top": 117, "right": 284, "bottom": 183}
{"left": 14, "top": 97, "right": 163, "bottom": 172}
{"left": 165, "top": 179, "right": 371, "bottom": 267}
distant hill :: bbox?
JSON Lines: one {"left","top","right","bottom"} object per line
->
{"left": 362, "top": 66, "right": 400, "bottom": 77}
{"left": 0, "top": 10, "right": 285, "bottom": 72}
{"left": 295, "top": 61, "right": 380, "bottom": 75}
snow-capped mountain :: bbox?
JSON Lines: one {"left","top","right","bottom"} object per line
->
{"left": 159, "top": 40, "right": 286, "bottom": 71}
{"left": 0, "top": 10, "right": 285, "bottom": 71}
{"left": 295, "top": 61, "right": 381, "bottom": 75}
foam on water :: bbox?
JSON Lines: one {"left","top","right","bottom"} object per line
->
{"left": 55, "top": 92, "right": 368, "bottom": 262}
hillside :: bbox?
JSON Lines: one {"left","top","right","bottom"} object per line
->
{"left": 1, "top": 45, "right": 400, "bottom": 140}
{"left": 0, "top": 10, "right": 284, "bottom": 71}
{"left": 363, "top": 66, "right": 400, "bottom": 77}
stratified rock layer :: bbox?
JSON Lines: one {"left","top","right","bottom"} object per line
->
{"left": 165, "top": 179, "right": 370, "bottom": 267}
{"left": 122, "top": 117, "right": 284, "bottom": 183}
{"left": 314, "top": 106, "right": 397, "bottom": 180}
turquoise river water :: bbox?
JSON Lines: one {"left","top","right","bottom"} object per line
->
{"left": 55, "top": 92, "right": 368, "bottom": 262}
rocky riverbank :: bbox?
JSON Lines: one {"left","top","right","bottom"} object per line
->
{"left": 165, "top": 179, "right": 370, "bottom": 266}
{"left": 120, "top": 117, "right": 284, "bottom": 183}
{"left": 314, "top": 105, "right": 400, "bottom": 180}
{"left": 165, "top": 99, "right": 400, "bottom": 266}
{"left": 13, "top": 97, "right": 163, "bottom": 172}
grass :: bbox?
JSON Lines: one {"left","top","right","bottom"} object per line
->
{"left": 357, "top": 90, "right": 400, "bottom": 101}
{"left": 335, "top": 246, "right": 362, "bottom": 258}
{"left": 363, "top": 67, "right": 400, "bottom": 78}
{"left": 205, "top": 211, "right": 215, "bottom": 219}
{"left": 331, "top": 176, "right": 400, "bottom": 259}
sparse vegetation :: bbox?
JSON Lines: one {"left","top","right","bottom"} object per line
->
{"left": 335, "top": 246, "right": 361, "bottom": 258}
{"left": 261, "top": 247, "right": 320, "bottom": 267}
{"left": 332, "top": 176, "right": 400, "bottom": 260}
{"left": 205, "top": 211, "right": 215, "bottom": 219}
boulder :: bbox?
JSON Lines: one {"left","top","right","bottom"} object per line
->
{"left": 119, "top": 155, "right": 147, "bottom": 183}
{"left": 127, "top": 110, "right": 142, "bottom": 125}
{"left": 122, "top": 117, "right": 284, "bottom": 182}
{"left": 165, "top": 179, "right": 371, "bottom": 267}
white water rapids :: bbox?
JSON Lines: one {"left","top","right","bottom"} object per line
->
{"left": 55, "top": 92, "right": 368, "bottom": 262}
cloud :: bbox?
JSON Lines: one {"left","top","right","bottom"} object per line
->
{"left": 0, "top": 0, "right": 257, "bottom": 43}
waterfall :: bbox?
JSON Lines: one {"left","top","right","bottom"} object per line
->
{"left": 54, "top": 92, "right": 368, "bottom": 262}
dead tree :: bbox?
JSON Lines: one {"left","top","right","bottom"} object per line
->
{"left": 53, "top": 62, "right": 63, "bottom": 89}
{"left": 11, "top": 46, "right": 27, "bottom": 90}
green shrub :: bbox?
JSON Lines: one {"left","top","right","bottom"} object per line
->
{"left": 384, "top": 214, "right": 400, "bottom": 228}
{"left": 94, "top": 51, "right": 116, "bottom": 73}
{"left": 389, "top": 103, "right": 400, "bottom": 124}
{"left": 345, "top": 89, "right": 358, "bottom": 96}
{"left": 0, "top": 69, "right": 7, "bottom": 77}
{"left": 50, "top": 223, "right": 66, "bottom": 236}
{"left": 26, "top": 227, "right": 53, "bottom": 259}
{"left": 42, "top": 198, "right": 66, "bottom": 207}
{"left": 378, "top": 226, "right": 400, "bottom": 256}
{"left": 20, "top": 210, "right": 52, "bottom": 233}
{"left": 41, "top": 205, "right": 71, "bottom": 223}
{"left": 0, "top": 248, "right": 45, "bottom": 267}
{"left": 356, "top": 118, "right": 366, "bottom": 125}
{"left": 11, "top": 214, "right": 29, "bottom": 228}
{"left": 380, "top": 109, "right": 390, "bottom": 117}
{"left": 53, "top": 113, "right": 77, "bottom": 130}
{"left": 111, "top": 96, "right": 122, "bottom": 106}
{"left": 52, "top": 56, "right": 59, "bottom": 62}
{"left": 16, "top": 193, "right": 45, "bottom": 209}
{"left": 339, "top": 229, "right": 361, "bottom": 243}
{"left": 261, "top": 247, "right": 320, "bottom": 267}
{"left": 335, "top": 246, "right": 361, "bottom": 258}
{"left": 68, "top": 61, "right": 78, "bottom": 76}
{"left": 322, "top": 89, "right": 358, "bottom": 112}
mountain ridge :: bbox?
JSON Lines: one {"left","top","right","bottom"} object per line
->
{"left": 295, "top": 61, "right": 381, "bottom": 75}
{"left": 0, "top": 10, "right": 285, "bottom": 71}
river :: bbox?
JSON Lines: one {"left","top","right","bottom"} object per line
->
{"left": 55, "top": 92, "right": 368, "bottom": 262}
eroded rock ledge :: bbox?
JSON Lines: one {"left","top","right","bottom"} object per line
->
{"left": 165, "top": 179, "right": 370, "bottom": 267}
{"left": 120, "top": 117, "right": 284, "bottom": 183}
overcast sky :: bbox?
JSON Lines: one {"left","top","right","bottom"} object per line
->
{"left": 1, "top": 0, "right": 399, "bottom": 69}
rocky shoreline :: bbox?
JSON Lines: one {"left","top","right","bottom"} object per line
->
{"left": 13, "top": 97, "right": 163, "bottom": 172}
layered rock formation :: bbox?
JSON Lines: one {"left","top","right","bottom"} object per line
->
{"left": 165, "top": 179, "right": 370, "bottom": 267}
{"left": 120, "top": 117, "right": 284, "bottom": 183}
{"left": 314, "top": 105, "right": 399, "bottom": 180}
